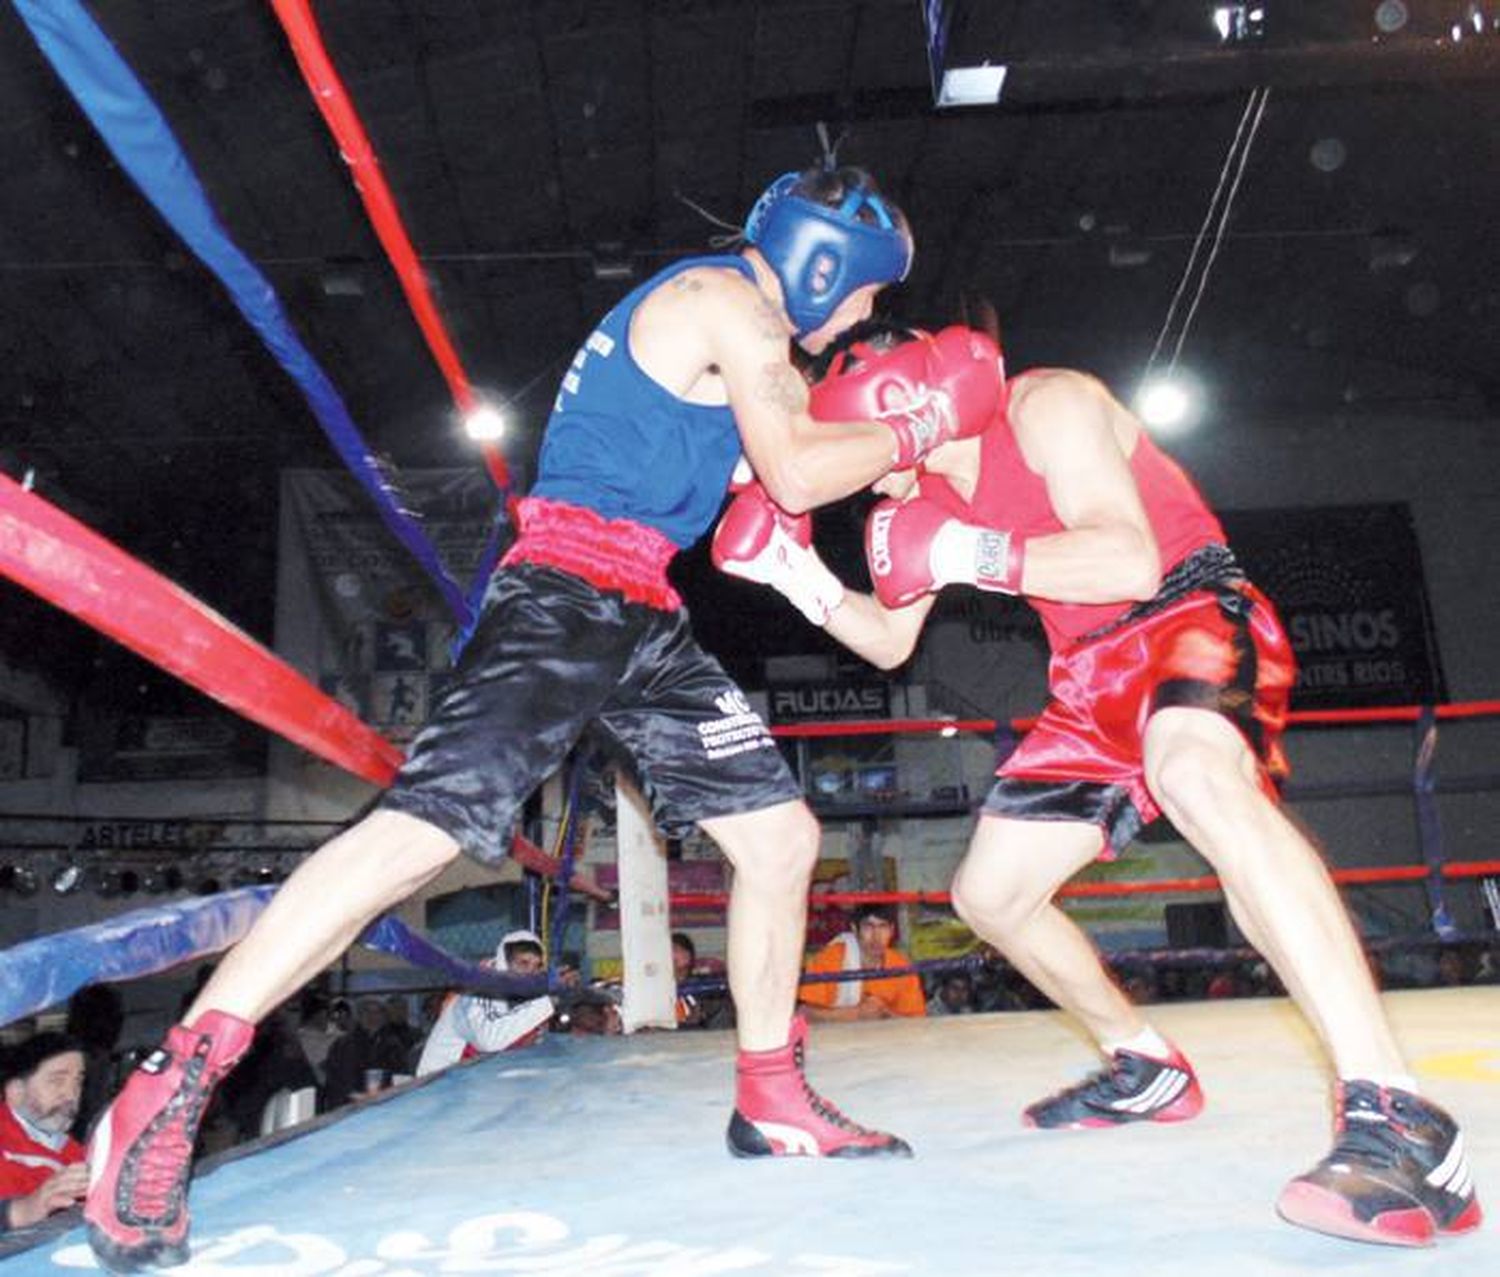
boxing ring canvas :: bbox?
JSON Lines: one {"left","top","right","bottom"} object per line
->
{"left": 7, "top": 987, "right": 1497, "bottom": 1275}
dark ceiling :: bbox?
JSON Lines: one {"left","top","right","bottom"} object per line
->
{"left": 2, "top": 0, "right": 1498, "bottom": 700}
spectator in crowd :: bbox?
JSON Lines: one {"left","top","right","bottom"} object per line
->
{"left": 1476, "top": 947, "right": 1500, "bottom": 985}
{"left": 1120, "top": 968, "right": 1160, "bottom": 1007}
{"left": 295, "top": 992, "right": 341, "bottom": 1089}
{"left": 64, "top": 984, "right": 125, "bottom": 1142}
{"left": 416, "top": 930, "right": 554, "bottom": 1075}
{"left": 215, "top": 1005, "right": 318, "bottom": 1141}
{"left": 321, "top": 998, "right": 392, "bottom": 1110}
{"left": 1, "top": 1033, "right": 88, "bottom": 1230}
{"left": 376, "top": 996, "right": 423, "bottom": 1076}
{"left": 799, "top": 904, "right": 926, "bottom": 1022}
{"left": 1205, "top": 969, "right": 1241, "bottom": 1000}
{"left": 562, "top": 994, "right": 624, "bottom": 1037}
{"left": 1435, "top": 947, "right": 1470, "bottom": 988}
{"left": 927, "top": 970, "right": 976, "bottom": 1016}
{"left": 673, "top": 932, "right": 709, "bottom": 1028}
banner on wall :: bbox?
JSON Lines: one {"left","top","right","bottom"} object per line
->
{"left": 266, "top": 468, "right": 505, "bottom": 820}
{"left": 1220, "top": 503, "right": 1446, "bottom": 710}
{"left": 76, "top": 712, "right": 266, "bottom": 783}
{"left": 274, "top": 468, "right": 502, "bottom": 743}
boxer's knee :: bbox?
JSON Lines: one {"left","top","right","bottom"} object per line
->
{"left": 708, "top": 801, "right": 820, "bottom": 898}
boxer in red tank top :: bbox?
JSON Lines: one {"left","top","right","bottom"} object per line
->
{"left": 736, "top": 325, "right": 1480, "bottom": 1249}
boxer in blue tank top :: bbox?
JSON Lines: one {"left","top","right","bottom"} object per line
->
{"left": 89, "top": 163, "right": 1003, "bottom": 1271}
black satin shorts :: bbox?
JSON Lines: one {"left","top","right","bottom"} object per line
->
{"left": 378, "top": 564, "right": 803, "bottom": 863}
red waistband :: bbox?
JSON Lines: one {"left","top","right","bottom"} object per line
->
{"left": 501, "top": 497, "right": 682, "bottom": 610}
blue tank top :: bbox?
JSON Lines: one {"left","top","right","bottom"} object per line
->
{"left": 531, "top": 254, "right": 753, "bottom": 548}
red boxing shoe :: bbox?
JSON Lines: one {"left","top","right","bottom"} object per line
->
{"left": 726, "top": 1015, "right": 912, "bottom": 1158}
{"left": 85, "top": 1010, "right": 255, "bottom": 1272}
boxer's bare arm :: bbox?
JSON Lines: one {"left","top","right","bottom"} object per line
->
{"left": 700, "top": 273, "right": 897, "bottom": 513}
{"left": 822, "top": 587, "right": 934, "bottom": 671}
{"left": 1008, "top": 371, "right": 1162, "bottom": 603}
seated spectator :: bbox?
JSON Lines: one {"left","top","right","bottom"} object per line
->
{"left": 927, "top": 970, "right": 976, "bottom": 1016}
{"left": 798, "top": 904, "right": 926, "bottom": 1022}
{"left": 561, "top": 992, "right": 624, "bottom": 1037}
{"left": 216, "top": 1005, "right": 318, "bottom": 1141}
{"left": 376, "top": 996, "right": 422, "bottom": 1076}
{"left": 321, "top": 998, "right": 391, "bottom": 1110}
{"left": 1436, "top": 946, "right": 1471, "bottom": 988}
{"left": 672, "top": 932, "right": 709, "bottom": 1028}
{"left": 1205, "top": 970, "right": 1241, "bottom": 1000}
{"left": 295, "top": 992, "right": 341, "bottom": 1089}
{"left": 416, "top": 930, "right": 554, "bottom": 1075}
{"left": 1, "top": 1033, "right": 88, "bottom": 1231}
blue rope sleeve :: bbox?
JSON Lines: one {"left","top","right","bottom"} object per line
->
{"left": 12, "top": 0, "right": 471, "bottom": 626}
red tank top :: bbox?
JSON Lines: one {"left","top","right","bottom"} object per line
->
{"left": 926, "top": 378, "right": 1224, "bottom": 650}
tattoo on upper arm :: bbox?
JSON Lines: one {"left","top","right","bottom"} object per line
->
{"left": 671, "top": 274, "right": 703, "bottom": 292}
{"left": 754, "top": 299, "right": 787, "bottom": 343}
{"left": 757, "top": 362, "right": 807, "bottom": 414}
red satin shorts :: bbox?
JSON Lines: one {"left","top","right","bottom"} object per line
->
{"left": 983, "top": 548, "right": 1294, "bottom": 856}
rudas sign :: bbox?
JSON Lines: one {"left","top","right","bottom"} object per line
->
{"left": 768, "top": 681, "right": 890, "bottom": 724}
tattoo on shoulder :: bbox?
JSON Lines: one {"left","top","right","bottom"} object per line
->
{"left": 757, "top": 362, "right": 807, "bottom": 414}
{"left": 671, "top": 273, "right": 703, "bottom": 292}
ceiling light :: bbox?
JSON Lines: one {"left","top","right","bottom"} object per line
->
{"left": 463, "top": 403, "right": 507, "bottom": 443}
{"left": 936, "top": 64, "right": 1007, "bottom": 107}
{"left": 319, "top": 271, "right": 364, "bottom": 298}
{"left": 1108, "top": 240, "right": 1152, "bottom": 269}
{"left": 51, "top": 862, "right": 86, "bottom": 895}
{"left": 1374, "top": 1, "right": 1409, "bottom": 34}
{"left": 1213, "top": 5, "right": 1265, "bottom": 42}
{"left": 590, "top": 243, "right": 635, "bottom": 282}
{"left": 1135, "top": 375, "right": 1201, "bottom": 434}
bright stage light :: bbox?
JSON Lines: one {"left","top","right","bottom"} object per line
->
{"left": 463, "top": 403, "right": 507, "bottom": 443}
{"left": 1135, "top": 376, "right": 1199, "bottom": 433}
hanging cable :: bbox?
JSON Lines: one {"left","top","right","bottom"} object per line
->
{"left": 1168, "top": 87, "right": 1270, "bottom": 371}
{"left": 1144, "top": 87, "right": 1272, "bottom": 379}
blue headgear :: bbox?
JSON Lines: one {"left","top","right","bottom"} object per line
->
{"left": 744, "top": 172, "right": 913, "bottom": 338}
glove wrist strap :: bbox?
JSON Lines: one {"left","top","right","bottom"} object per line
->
{"left": 788, "top": 556, "right": 846, "bottom": 626}
{"left": 934, "top": 522, "right": 1024, "bottom": 594}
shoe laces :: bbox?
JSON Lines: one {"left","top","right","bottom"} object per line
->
{"left": 1328, "top": 1087, "right": 1415, "bottom": 1172}
{"left": 128, "top": 1051, "right": 211, "bottom": 1219}
{"left": 793, "top": 1043, "right": 868, "bottom": 1135}
{"left": 1048, "top": 1053, "right": 1141, "bottom": 1107}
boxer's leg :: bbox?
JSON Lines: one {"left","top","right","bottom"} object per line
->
{"left": 952, "top": 814, "right": 1203, "bottom": 1129}
{"left": 1145, "top": 705, "right": 1480, "bottom": 1245}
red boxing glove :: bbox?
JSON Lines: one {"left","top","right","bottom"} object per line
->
{"left": 865, "top": 495, "right": 1024, "bottom": 609}
{"left": 712, "top": 482, "right": 846, "bottom": 625}
{"left": 808, "top": 332, "right": 933, "bottom": 424}
{"left": 882, "top": 326, "right": 1005, "bottom": 469}
{"left": 808, "top": 326, "right": 1005, "bottom": 470}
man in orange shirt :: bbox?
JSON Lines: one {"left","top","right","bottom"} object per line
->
{"left": 799, "top": 904, "right": 926, "bottom": 1021}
